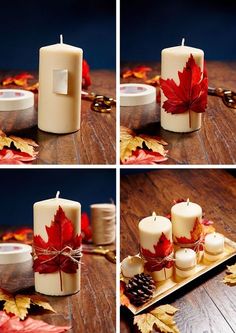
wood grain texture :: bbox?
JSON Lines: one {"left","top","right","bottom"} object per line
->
{"left": 120, "top": 169, "right": 236, "bottom": 333}
{"left": 0, "top": 70, "right": 116, "bottom": 164}
{"left": 121, "top": 62, "right": 236, "bottom": 164}
{"left": 0, "top": 247, "right": 116, "bottom": 333}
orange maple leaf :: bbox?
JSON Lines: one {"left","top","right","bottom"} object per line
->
{"left": 122, "top": 66, "right": 152, "bottom": 80}
{"left": 176, "top": 218, "right": 203, "bottom": 244}
{"left": 120, "top": 281, "right": 130, "bottom": 307}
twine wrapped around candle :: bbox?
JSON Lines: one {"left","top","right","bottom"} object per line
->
{"left": 175, "top": 234, "right": 205, "bottom": 253}
{"left": 140, "top": 248, "right": 174, "bottom": 272}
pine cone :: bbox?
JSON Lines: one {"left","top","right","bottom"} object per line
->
{"left": 125, "top": 273, "right": 156, "bottom": 306}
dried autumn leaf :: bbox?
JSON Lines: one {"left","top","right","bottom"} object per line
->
{"left": 2, "top": 227, "right": 33, "bottom": 244}
{"left": 123, "top": 149, "right": 168, "bottom": 165}
{"left": 176, "top": 218, "right": 203, "bottom": 244}
{"left": 2, "top": 73, "right": 34, "bottom": 87}
{"left": 0, "top": 311, "right": 70, "bottom": 332}
{"left": 120, "top": 126, "right": 168, "bottom": 163}
{"left": 120, "top": 281, "right": 130, "bottom": 307}
{"left": 223, "top": 263, "right": 236, "bottom": 285}
{"left": 25, "top": 82, "right": 39, "bottom": 93}
{"left": 0, "top": 149, "right": 36, "bottom": 165}
{"left": 160, "top": 54, "right": 208, "bottom": 122}
{"left": 0, "top": 288, "right": 55, "bottom": 320}
{"left": 122, "top": 66, "right": 152, "bottom": 80}
{"left": 134, "top": 304, "right": 179, "bottom": 333}
{"left": 145, "top": 75, "right": 160, "bottom": 87}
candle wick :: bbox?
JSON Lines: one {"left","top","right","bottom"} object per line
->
{"left": 60, "top": 34, "right": 63, "bottom": 44}
{"left": 56, "top": 191, "right": 60, "bottom": 199}
{"left": 181, "top": 38, "right": 185, "bottom": 46}
{"left": 187, "top": 198, "right": 190, "bottom": 206}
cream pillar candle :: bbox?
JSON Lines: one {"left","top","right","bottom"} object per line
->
{"left": 38, "top": 35, "right": 83, "bottom": 134}
{"left": 121, "top": 256, "right": 144, "bottom": 278}
{"left": 139, "top": 213, "right": 173, "bottom": 281}
{"left": 171, "top": 199, "right": 202, "bottom": 244}
{"left": 161, "top": 39, "right": 206, "bottom": 133}
{"left": 175, "top": 248, "right": 197, "bottom": 278}
{"left": 204, "top": 232, "right": 224, "bottom": 262}
{"left": 33, "top": 191, "right": 81, "bottom": 296}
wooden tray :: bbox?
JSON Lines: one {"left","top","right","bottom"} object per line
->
{"left": 121, "top": 236, "right": 236, "bottom": 315}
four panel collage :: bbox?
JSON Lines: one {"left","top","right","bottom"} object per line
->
{"left": 0, "top": 1, "right": 235, "bottom": 333}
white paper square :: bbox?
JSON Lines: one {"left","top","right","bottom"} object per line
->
{"left": 53, "top": 69, "right": 68, "bottom": 94}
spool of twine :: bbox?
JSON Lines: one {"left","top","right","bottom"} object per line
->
{"left": 91, "top": 203, "right": 116, "bottom": 245}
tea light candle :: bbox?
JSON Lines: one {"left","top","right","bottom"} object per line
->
{"left": 121, "top": 256, "right": 144, "bottom": 278}
{"left": 161, "top": 38, "right": 205, "bottom": 133}
{"left": 204, "top": 232, "right": 224, "bottom": 262}
{"left": 171, "top": 199, "right": 202, "bottom": 244}
{"left": 38, "top": 35, "right": 83, "bottom": 134}
{"left": 139, "top": 213, "right": 173, "bottom": 281}
{"left": 33, "top": 191, "right": 81, "bottom": 296}
{"left": 175, "top": 248, "right": 197, "bottom": 278}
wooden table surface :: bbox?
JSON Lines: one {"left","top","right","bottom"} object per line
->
{"left": 121, "top": 62, "right": 236, "bottom": 165}
{"left": 0, "top": 70, "right": 116, "bottom": 164}
{"left": 0, "top": 244, "right": 116, "bottom": 333}
{"left": 120, "top": 169, "right": 236, "bottom": 333}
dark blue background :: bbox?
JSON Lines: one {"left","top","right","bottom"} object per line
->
{"left": 121, "top": 0, "right": 236, "bottom": 62}
{"left": 0, "top": 169, "right": 116, "bottom": 227}
{"left": 0, "top": 0, "right": 115, "bottom": 70}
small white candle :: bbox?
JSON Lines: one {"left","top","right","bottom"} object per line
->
{"left": 121, "top": 256, "right": 144, "bottom": 278}
{"left": 175, "top": 248, "right": 197, "bottom": 278}
{"left": 204, "top": 233, "right": 224, "bottom": 262}
{"left": 139, "top": 213, "right": 173, "bottom": 281}
{"left": 33, "top": 192, "right": 81, "bottom": 296}
{"left": 171, "top": 199, "right": 202, "bottom": 244}
{"left": 161, "top": 39, "right": 205, "bottom": 133}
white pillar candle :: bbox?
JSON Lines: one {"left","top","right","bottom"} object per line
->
{"left": 161, "top": 39, "right": 205, "bottom": 133}
{"left": 121, "top": 256, "right": 144, "bottom": 278}
{"left": 175, "top": 248, "right": 197, "bottom": 278}
{"left": 204, "top": 232, "right": 224, "bottom": 262}
{"left": 171, "top": 199, "right": 202, "bottom": 244}
{"left": 33, "top": 191, "right": 81, "bottom": 296}
{"left": 139, "top": 213, "right": 173, "bottom": 281}
{"left": 38, "top": 35, "right": 83, "bottom": 134}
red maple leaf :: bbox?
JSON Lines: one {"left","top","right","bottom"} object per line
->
{"left": 141, "top": 233, "right": 173, "bottom": 258}
{"left": 0, "top": 149, "right": 36, "bottom": 164}
{"left": 0, "top": 310, "right": 70, "bottom": 332}
{"left": 122, "top": 149, "right": 168, "bottom": 165}
{"left": 160, "top": 54, "right": 208, "bottom": 116}
{"left": 33, "top": 206, "right": 82, "bottom": 277}
{"left": 82, "top": 60, "right": 91, "bottom": 89}
{"left": 175, "top": 217, "right": 203, "bottom": 244}
{"left": 81, "top": 212, "right": 92, "bottom": 243}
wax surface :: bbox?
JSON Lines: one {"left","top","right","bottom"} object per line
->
{"left": 175, "top": 248, "right": 197, "bottom": 278}
{"left": 121, "top": 256, "right": 144, "bottom": 278}
{"left": 161, "top": 44, "right": 204, "bottom": 133}
{"left": 34, "top": 197, "right": 81, "bottom": 296}
{"left": 171, "top": 201, "right": 202, "bottom": 242}
{"left": 38, "top": 42, "right": 83, "bottom": 134}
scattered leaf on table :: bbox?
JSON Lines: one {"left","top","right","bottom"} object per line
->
{"left": 2, "top": 227, "right": 33, "bottom": 244}
{"left": 120, "top": 281, "right": 130, "bottom": 307}
{"left": 122, "top": 149, "right": 168, "bottom": 165}
{"left": 0, "top": 311, "right": 70, "bottom": 332}
{"left": 82, "top": 60, "right": 92, "bottom": 89}
{"left": 0, "top": 149, "right": 36, "bottom": 164}
{"left": 2, "top": 73, "right": 34, "bottom": 87}
{"left": 134, "top": 304, "right": 179, "bottom": 333}
{"left": 223, "top": 263, "right": 236, "bottom": 285}
{"left": 160, "top": 55, "right": 208, "bottom": 116}
{"left": 25, "top": 82, "right": 39, "bottom": 93}
{"left": 81, "top": 212, "right": 92, "bottom": 243}
{"left": 121, "top": 66, "right": 152, "bottom": 80}
{"left": 0, "top": 288, "right": 55, "bottom": 320}
{"left": 120, "top": 126, "right": 168, "bottom": 163}
{"left": 145, "top": 75, "right": 160, "bottom": 86}
{"left": 0, "top": 131, "right": 38, "bottom": 158}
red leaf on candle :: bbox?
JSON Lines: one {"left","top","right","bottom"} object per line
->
{"left": 0, "top": 311, "right": 70, "bottom": 332}
{"left": 141, "top": 233, "right": 173, "bottom": 258}
{"left": 160, "top": 54, "right": 208, "bottom": 114}
{"left": 121, "top": 66, "right": 152, "bottom": 79}
{"left": 122, "top": 149, "right": 168, "bottom": 165}
{"left": 33, "top": 206, "right": 82, "bottom": 275}
{"left": 175, "top": 217, "right": 203, "bottom": 244}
